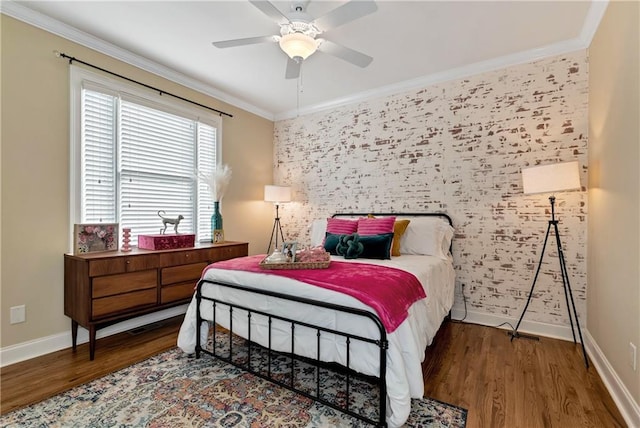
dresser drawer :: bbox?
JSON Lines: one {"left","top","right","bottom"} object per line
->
{"left": 123, "top": 254, "right": 159, "bottom": 271}
{"left": 161, "top": 263, "right": 207, "bottom": 286}
{"left": 92, "top": 289, "right": 157, "bottom": 318}
{"left": 210, "top": 244, "right": 249, "bottom": 262}
{"left": 92, "top": 270, "right": 157, "bottom": 298}
{"left": 89, "top": 254, "right": 159, "bottom": 277}
{"left": 161, "top": 282, "right": 196, "bottom": 304}
{"left": 88, "top": 258, "right": 126, "bottom": 277}
{"left": 159, "top": 249, "right": 210, "bottom": 267}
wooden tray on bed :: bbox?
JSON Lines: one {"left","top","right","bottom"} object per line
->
{"left": 259, "top": 256, "right": 330, "bottom": 270}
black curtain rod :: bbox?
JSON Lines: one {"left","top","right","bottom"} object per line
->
{"left": 56, "top": 51, "right": 233, "bottom": 118}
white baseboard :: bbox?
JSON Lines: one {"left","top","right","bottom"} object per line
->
{"left": 450, "top": 306, "right": 582, "bottom": 342}
{"left": 583, "top": 330, "right": 640, "bottom": 428}
{"left": 450, "top": 306, "right": 640, "bottom": 428}
{"left": 0, "top": 305, "right": 188, "bottom": 368}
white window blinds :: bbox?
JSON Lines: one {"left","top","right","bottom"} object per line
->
{"left": 82, "top": 90, "right": 117, "bottom": 224}
{"left": 78, "top": 81, "right": 220, "bottom": 245}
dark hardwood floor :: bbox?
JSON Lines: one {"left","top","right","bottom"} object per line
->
{"left": 423, "top": 321, "right": 626, "bottom": 428}
{"left": 1, "top": 317, "right": 626, "bottom": 427}
{"left": 1, "top": 318, "right": 180, "bottom": 415}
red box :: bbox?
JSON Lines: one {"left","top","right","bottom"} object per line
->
{"left": 138, "top": 234, "right": 195, "bottom": 250}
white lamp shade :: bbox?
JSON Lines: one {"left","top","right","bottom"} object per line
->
{"left": 279, "top": 33, "right": 319, "bottom": 60}
{"left": 264, "top": 185, "right": 291, "bottom": 203}
{"left": 522, "top": 161, "right": 581, "bottom": 195}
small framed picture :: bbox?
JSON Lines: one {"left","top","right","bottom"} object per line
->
{"left": 74, "top": 223, "right": 118, "bottom": 254}
{"left": 213, "top": 229, "right": 225, "bottom": 244}
{"left": 282, "top": 241, "right": 298, "bottom": 262}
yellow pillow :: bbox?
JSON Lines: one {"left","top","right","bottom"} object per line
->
{"left": 391, "top": 220, "right": 410, "bottom": 256}
{"left": 367, "top": 214, "right": 410, "bottom": 257}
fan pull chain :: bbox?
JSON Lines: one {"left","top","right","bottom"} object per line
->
{"left": 297, "top": 63, "right": 303, "bottom": 117}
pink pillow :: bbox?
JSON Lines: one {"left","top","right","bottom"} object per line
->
{"left": 326, "top": 218, "right": 358, "bottom": 235}
{"left": 357, "top": 216, "right": 396, "bottom": 236}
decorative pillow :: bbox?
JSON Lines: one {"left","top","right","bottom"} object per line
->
{"left": 323, "top": 232, "right": 342, "bottom": 255}
{"left": 359, "top": 233, "right": 394, "bottom": 259}
{"left": 398, "top": 217, "right": 454, "bottom": 260}
{"left": 357, "top": 216, "right": 396, "bottom": 235}
{"left": 326, "top": 218, "right": 358, "bottom": 235}
{"left": 336, "top": 234, "right": 364, "bottom": 259}
{"left": 309, "top": 219, "right": 328, "bottom": 247}
{"left": 391, "top": 219, "right": 411, "bottom": 257}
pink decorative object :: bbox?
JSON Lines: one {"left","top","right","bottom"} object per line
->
{"left": 326, "top": 218, "right": 358, "bottom": 234}
{"left": 121, "top": 228, "right": 132, "bottom": 252}
{"left": 138, "top": 234, "right": 195, "bottom": 250}
{"left": 296, "top": 246, "right": 330, "bottom": 263}
{"left": 73, "top": 223, "right": 118, "bottom": 254}
{"left": 357, "top": 216, "right": 396, "bottom": 235}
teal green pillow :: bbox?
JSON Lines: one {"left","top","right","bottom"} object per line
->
{"left": 360, "top": 233, "right": 394, "bottom": 259}
{"left": 332, "top": 233, "right": 394, "bottom": 260}
{"left": 336, "top": 233, "right": 364, "bottom": 259}
{"left": 323, "top": 232, "right": 342, "bottom": 255}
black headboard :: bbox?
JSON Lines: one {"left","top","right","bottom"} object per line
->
{"left": 332, "top": 212, "right": 453, "bottom": 227}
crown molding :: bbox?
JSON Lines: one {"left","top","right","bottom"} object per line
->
{"left": 276, "top": 36, "right": 588, "bottom": 120}
{"left": 0, "top": 1, "right": 275, "bottom": 121}
{"left": 579, "top": 0, "right": 610, "bottom": 46}
{"left": 2, "top": 0, "right": 609, "bottom": 125}
{"left": 274, "top": 0, "right": 609, "bottom": 121}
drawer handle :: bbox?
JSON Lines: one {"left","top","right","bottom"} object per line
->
{"left": 126, "top": 260, "right": 130, "bottom": 264}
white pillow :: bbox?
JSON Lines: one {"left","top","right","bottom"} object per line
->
{"left": 308, "top": 219, "right": 327, "bottom": 247}
{"left": 398, "top": 216, "right": 454, "bottom": 260}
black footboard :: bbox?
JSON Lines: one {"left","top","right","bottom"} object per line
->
{"left": 195, "top": 279, "right": 389, "bottom": 427}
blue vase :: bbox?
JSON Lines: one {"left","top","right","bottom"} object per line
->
{"left": 211, "top": 201, "right": 224, "bottom": 243}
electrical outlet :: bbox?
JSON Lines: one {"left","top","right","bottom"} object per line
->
{"left": 630, "top": 342, "right": 637, "bottom": 371}
{"left": 10, "top": 305, "right": 26, "bottom": 324}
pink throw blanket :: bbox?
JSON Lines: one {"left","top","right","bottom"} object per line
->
{"left": 203, "top": 255, "right": 426, "bottom": 332}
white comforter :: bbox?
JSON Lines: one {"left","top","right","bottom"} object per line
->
{"left": 178, "top": 255, "right": 455, "bottom": 427}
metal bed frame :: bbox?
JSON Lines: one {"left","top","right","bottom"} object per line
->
{"left": 194, "top": 212, "right": 453, "bottom": 427}
{"left": 195, "top": 281, "right": 388, "bottom": 426}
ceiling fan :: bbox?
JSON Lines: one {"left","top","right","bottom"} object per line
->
{"left": 212, "top": 0, "right": 377, "bottom": 79}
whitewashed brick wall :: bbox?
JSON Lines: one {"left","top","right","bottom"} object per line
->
{"left": 273, "top": 51, "right": 589, "bottom": 327}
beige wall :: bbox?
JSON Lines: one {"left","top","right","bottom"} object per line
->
{"left": 0, "top": 15, "right": 274, "bottom": 348}
{"left": 588, "top": 0, "right": 640, "bottom": 406}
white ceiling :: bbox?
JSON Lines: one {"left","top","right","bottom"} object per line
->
{"left": 4, "top": 1, "right": 606, "bottom": 120}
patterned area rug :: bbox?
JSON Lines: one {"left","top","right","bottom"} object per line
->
{"left": 1, "top": 346, "right": 467, "bottom": 427}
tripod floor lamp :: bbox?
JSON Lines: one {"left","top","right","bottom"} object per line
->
{"left": 510, "top": 161, "right": 589, "bottom": 368}
{"left": 264, "top": 185, "right": 291, "bottom": 255}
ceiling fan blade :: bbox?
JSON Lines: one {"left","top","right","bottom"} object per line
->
{"left": 212, "top": 35, "right": 277, "bottom": 49}
{"left": 312, "top": 0, "right": 377, "bottom": 31}
{"left": 285, "top": 57, "right": 301, "bottom": 79}
{"left": 249, "top": 0, "right": 290, "bottom": 25}
{"left": 317, "top": 40, "right": 373, "bottom": 68}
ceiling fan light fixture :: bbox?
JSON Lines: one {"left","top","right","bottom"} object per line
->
{"left": 279, "top": 32, "right": 319, "bottom": 60}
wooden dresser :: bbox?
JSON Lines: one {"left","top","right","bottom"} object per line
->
{"left": 64, "top": 241, "right": 248, "bottom": 360}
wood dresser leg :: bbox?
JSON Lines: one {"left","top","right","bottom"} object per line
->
{"left": 89, "top": 325, "right": 96, "bottom": 361}
{"left": 71, "top": 320, "right": 78, "bottom": 351}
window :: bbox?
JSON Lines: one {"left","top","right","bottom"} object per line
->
{"left": 70, "top": 67, "right": 221, "bottom": 247}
